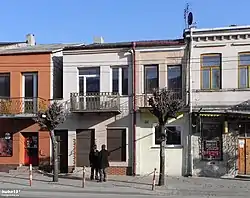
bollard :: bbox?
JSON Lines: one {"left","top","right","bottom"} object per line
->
{"left": 82, "top": 166, "right": 86, "bottom": 188}
{"left": 29, "top": 164, "right": 32, "bottom": 186}
{"left": 151, "top": 168, "right": 157, "bottom": 190}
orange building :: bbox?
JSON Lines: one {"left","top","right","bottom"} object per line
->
{"left": 0, "top": 39, "right": 72, "bottom": 171}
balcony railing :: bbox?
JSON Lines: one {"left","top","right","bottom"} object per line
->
{"left": 70, "top": 92, "right": 121, "bottom": 113}
{"left": 136, "top": 89, "right": 183, "bottom": 109}
{"left": 0, "top": 97, "right": 47, "bottom": 116}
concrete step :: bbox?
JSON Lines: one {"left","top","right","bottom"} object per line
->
{"left": 8, "top": 166, "right": 39, "bottom": 175}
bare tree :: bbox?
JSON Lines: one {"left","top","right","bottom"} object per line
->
{"left": 35, "top": 101, "right": 66, "bottom": 182}
{"left": 148, "top": 88, "right": 184, "bottom": 186}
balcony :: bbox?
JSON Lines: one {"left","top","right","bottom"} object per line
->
{"left": 136, "top": 89, "right": 183, "bottom": 110}
{"left": 70, "top": 92, "right": 121, "bottom": 114}
{"left": 0, "top": 97, "right": 47, "bottom": 117}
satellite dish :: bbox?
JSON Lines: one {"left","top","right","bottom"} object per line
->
{"left": 188, "top": 12, "right": 193, "bottom": 26}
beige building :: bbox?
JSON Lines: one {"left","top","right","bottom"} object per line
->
{"left": 134, "top": 40, "right": 188, "bottom": 176}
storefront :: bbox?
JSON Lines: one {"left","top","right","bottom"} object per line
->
{"left": 192, "top": 112, "right": 250, "bottom": 178}
{"left": 0, "top": 118, "right": 50, "bottom": 171}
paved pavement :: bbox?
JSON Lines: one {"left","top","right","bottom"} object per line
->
{"left": 1, "top": 172, "right": 250, "bottom": 197}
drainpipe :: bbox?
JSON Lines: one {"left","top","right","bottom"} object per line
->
{"left": 132, "top": 42, "right": 137, "bottom": 176}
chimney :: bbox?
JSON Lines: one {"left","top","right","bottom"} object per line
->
{"left": 93, "top": 36, "right": 104, "bottom": 44}
{"left": 26, "top": 34, "right": 36, "bottom": 46}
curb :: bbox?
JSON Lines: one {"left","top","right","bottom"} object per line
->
{"left": 36, "top": 170, "right": 83, "bottom": 180}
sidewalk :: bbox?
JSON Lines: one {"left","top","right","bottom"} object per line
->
{"left": 0, "top": 172, "right": 158, "bottom": 196}
{"left": 1, "top": 172, "right": 250, "bottom": 197}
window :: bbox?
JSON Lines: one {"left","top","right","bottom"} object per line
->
{"left": 201, "top": 122, "right": 222, "bottom": 160}
{"left": 0, "top": 132, "right": 13, "bottom": 157}
{"left": 78, "top": 68, "right": 100, "bottom": 94}
{"left": 154, "top": 126, "right": 181, "bottom": 146}
{"left": 238, "top": 53, "right": 250, "bottom": 88}
{"left": 144, "top": 65, "right": 159, "bottom": 93}
{"left": 23, "top": 73, "right": 38, "bottom": 113}
{"left": 0, "top": 73, "right": 10, "bottom": 97}
{"left": 167, "top": 65, "right": 182, "bottom": 98}
{"left": 107, "top": 129, "right": 126, "bottom": 162}
{"left": 111, "top": 67, "right": 128, "bottom": 95}
{"left": 201, "top": 54, "right": 221, "bottom": 89}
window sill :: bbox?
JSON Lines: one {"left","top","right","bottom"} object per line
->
{"left": 151, "top": 145, "right": 183, "bottom": 149}
{"left": 109, "top": 161, "right": 128, "bottom": 167}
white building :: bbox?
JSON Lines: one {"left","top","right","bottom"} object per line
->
{"left": 185, "top": 25, "right": 250, "bottom": 177}
{"left": 58, "top": 41, "right": 134, "bottom": 175}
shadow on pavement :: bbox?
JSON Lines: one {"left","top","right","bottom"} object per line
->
{"left": 39, "top": 171, "right": 152, "bottom": 186}
{"left": 0, "top": 174, "right": 49, "bottom": 183}
{"left": 109, "top": 179, "right": 151, "bottom": 186}
{"left": 1, "top": 179, "right": 30, "bottom": 186}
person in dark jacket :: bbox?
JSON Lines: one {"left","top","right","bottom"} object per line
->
{"left": 89, "top": 144, "right": 99, "bottom": 180}
{"left": 98, "top": 144, "right": 109, "bottom": 182}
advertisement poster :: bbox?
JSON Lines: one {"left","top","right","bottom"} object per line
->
{"left": 0, "top": 133, "right": 13, "bottom": 156}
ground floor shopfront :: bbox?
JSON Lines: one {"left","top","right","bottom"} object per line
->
{"left": 0, "top": 118, "right": 50, "bottom": 171}
{"left": 56, "top": 112, "right": 133, "bottom": 175}
{"left": 191, "top": 112, "right": 250, "bottom": 178}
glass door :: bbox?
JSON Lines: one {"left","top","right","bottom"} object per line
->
{"left": 23, "top": 73, "right": 38, "bottom": 113}
{"left": 86, "top": 75, "right": 100, "bottom": 110}
{"left": 79, "top": 75, "right": 100, "bottom": 110}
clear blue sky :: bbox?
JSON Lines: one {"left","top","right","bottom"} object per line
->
{"left": 1, "top": 0, "right": 249, "bottom": 44}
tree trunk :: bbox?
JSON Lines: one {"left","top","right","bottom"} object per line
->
{"left": 158, "top": 124, "right": 166, "bottom": 186}
{"left": 50, "top": 130, "right": 59, "bottom": 182}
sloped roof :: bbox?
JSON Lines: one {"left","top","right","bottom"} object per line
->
{"left": 0, "top": 43, "right": 83, "bottom": 55}
{"left": 64, "top": 39, "right": 185, "bottom": 50}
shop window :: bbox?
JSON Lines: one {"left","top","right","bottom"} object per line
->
{"left": 0, "top": 132, "right": 13, "bottom": 157}
{"left": 201, "top": 123, "right": 223, "bottom": 160}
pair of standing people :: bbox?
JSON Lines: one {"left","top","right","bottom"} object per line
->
{"left": 89, "top": 144, "right": 109, "bottom": 182}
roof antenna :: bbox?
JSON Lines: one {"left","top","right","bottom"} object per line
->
{"left": 184, "top": 3, "right": 189, "bottom": 29}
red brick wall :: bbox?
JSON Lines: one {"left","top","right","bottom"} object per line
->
{"left": 107, "top": 167, "right": 132, "bottom": 175}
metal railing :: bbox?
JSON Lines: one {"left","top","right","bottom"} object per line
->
{"left": 70, "top": 92, "right": 120, "bottom": 112}
{"left": 0, "top": 97, "right": 47, "bottom": 116}
{"left": 136, "top": 89, "right": 183, "bottom": 108}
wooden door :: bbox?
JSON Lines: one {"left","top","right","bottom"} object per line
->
{"left": 238, "top": 138, "right": 250, "bottom": 175}
{"left": 55, "top": 130, "right": 68, "bottom": 173}
{"left": 76, "top": 129, "right": 95, "bottom": 167}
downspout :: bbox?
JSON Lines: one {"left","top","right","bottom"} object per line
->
{"left": 132, "top": 42, "right": 137, "bottom": 176}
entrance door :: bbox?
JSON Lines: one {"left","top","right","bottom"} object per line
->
{"left": 79, "top": 68, "right": 100, "bottom": 111}
{"left": 76, "top": 129, "right": 95, "bottom": 167}
{"left": 55, "top": 130, "right": 68, "bottom": 173}
{"left": 24, "top": 133, "right": 39, "bottom": 166}
{"left": 238, "top": 138, "right": 250, "bottom": 175}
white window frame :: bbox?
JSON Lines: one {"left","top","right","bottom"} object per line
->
{"left": 106, "top": 126, "right": 128, "bottom": 167}
{"left": 151, "top": 123, "right": 183, "bottom": 148}
{"left": 110, "top": 66, "right": 128, "bottom": 95}
{"left": 22, "top": 73, "right": 38, "bottom": 113}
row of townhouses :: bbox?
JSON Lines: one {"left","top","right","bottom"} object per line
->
{"left": 0, "top": 25, "right": 250, "bottom": 178}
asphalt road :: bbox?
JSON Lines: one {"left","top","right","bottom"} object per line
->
{"left": 4, "top": 189, "right": 159, "bottom": 198}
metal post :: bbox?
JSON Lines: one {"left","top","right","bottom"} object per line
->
{"left": 151, "top": 168, "right": 157, "bottom": 190}
{"left": 82, "top": 166, "right": 86, "bottom": 188}
{"left": 29, "top": 164, "right": 32, "bottom": 186}
{"left": 187, "top": 26, "right": 193, "bottom": 176}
